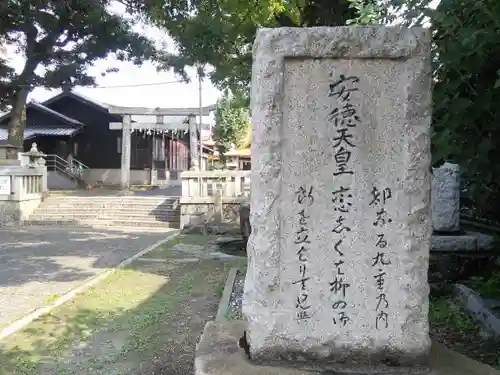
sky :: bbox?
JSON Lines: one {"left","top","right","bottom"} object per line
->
{"left": 3, "top": 2, "right": 222, "bottom": 110}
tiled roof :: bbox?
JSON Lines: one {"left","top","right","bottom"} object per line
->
{"left": 30, "top": 102, "right": 83, "bottom": 125}
{"left": 0, "top": 126, "right": 82, "bottom": 141}
{"left": 0, "top": 101, "right": 84, "bottom": 126}
{"left": 41, "top": 90, "right": 112, "bottom": 111}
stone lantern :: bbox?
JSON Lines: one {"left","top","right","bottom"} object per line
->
{"left": 26, "top": 142, "right": 46, "bottom": 167}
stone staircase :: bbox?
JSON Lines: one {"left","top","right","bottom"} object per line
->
{"left": 27, "top": 195, "right": 180, "bottom": 229}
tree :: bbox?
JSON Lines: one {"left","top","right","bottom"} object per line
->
{"left": 0, "top": 46, "right": 14, "bottom": 112}
{"left": 237, "top": 122, "right": 252, "bottom": 150}
{"left": 213, "top": 91, "right": 250, "bottom": 158}
{"left": 0, "top": 0, "right": 157, "bottom": 158}
{"left": 128, "top": 0, "right": 381, "bottom": 98}
{"left": 430, "top": 0, "right": 500, "bottom": 216}
{"left": 132, "top": 0, "right": 500, "bottom": 217}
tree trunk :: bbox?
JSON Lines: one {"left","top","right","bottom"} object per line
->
{"left": 5, "top": 54, "right": 38, "bottom": 159}
{"left": 6, "top": 88, "right": 29, "bottom": 159}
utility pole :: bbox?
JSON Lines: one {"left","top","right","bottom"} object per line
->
{"left": 197, "top": 65, "right": 204, "bottom": 170}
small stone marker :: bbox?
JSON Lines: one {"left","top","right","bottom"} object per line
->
{"left": 432, "top": 162, "right": 460, "bottom": 232}
{"left": 244, "top": 26, "right": 433, "bottom": 371}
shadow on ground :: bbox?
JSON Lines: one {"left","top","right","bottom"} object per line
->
{"left": 0, "top": 251, "right": 242, "bottom": 375}
{"left": 0, "top": 224, "right": 178, "bottom": 330}
{"left": 0, "top": 225, "right": 174, "bottom": 287}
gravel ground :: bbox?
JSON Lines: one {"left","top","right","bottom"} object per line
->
{"left": 227, "top": 271, "right": 245, "bottom": 320}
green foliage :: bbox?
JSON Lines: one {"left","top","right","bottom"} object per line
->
{"left": 346, "top": 0, "right": 394, "bottom": 25}
{"left": 132, "top": 0, "right": 380, "bottom": 98}
{"left": 127, "top": 0, "right": 500, "bottom": 216}
{"left": 431, "top": 0, "right": 500, "bottom": 215}
{"left": 213, "top": 92, "right": 250, "bottom": 157}
{"left": 129, "top": 0, "right": 288, "bottom": 95}
{"left": 208, "top": 160, "right": 226, "bottom": 171}
{"left": 473, "top": 271, "right": 500, "bottom": 299}
{"left": 349, "top": 0, "right": 500, "bottom": 216}
{"left": 429, "top": 297, "right": 477, "bottom": 333}
{"left": 0, "top": 0, "right": 158, "bottom": 152}
{"left": 237, "top": 122, "right": 252, "bottom": 149}
{"left": 0, "top": 58, "right": 14, "bottom": 112}
{"left": 2, "top": 0, "right": 156, "bottom": 90}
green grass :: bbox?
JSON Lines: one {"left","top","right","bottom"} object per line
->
{"left": 494, "top": 359, "right": 500, "bottom": 371}
{"left": 0, "top": 253, "right": 236, "bottom": 375}
{"left": 141, "top": 234, "right": 222, "bottom": 260}
{"left": 429, "top": 297, "right": 477, "bottom": 333}
{"left": 214, "top": 282, "right": 225, "bottom": 299}
{"left": 223, "top": 310, "right": 239, "bottom": 320}
{"left": 475, "top": 271, "right": 500, "bottom": 299}
{"left": 44, "top": 294, "right": 62, "bottom": 305}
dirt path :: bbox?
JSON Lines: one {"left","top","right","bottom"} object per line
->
{"left": 0, "top": 234, "right": 244, "bottom": 375}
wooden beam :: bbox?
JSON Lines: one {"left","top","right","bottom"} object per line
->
{"left": 108, "top": 105, "right": 213, "bottom": 116}
{"left": 110, "top": 122, "right": 189, "bottom": 131}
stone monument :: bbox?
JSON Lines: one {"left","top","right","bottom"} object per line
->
{"left": 243, "top": 26, "right": 432, "bottom": 372}
{"left": 194, "top": 26, "right": 497, "bottom": 375}
{"left": 431, "top": 162, "right": 460, "bottom": 232}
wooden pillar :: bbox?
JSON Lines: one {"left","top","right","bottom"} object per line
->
{"left": 189, "top": 115, "right": 199, "bottom": 171}
{"left": 121, "top": 114, "right": 132, "bottom": 190}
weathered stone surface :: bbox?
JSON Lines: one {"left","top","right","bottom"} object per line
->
{"left": 0, "top": 201, "right": 21, "bottom": 226}
{"left": 475, "top": 232, "right": 495, "bottom": 250}
{"left": 431, "top": 233, "right": 478, "bottom": 252}
{"left": 195, "top": 321, "right": 500, "bottom": 375}
{"left": 455, "top": 284, "right": 500, "bottom": 338}
{"left": 432, "top": 163, "right": 460, "bottom": 232}
{"left": 431, "top": 232, "right": 495, "bottom": 252}
{"left": 244, "top": 26, "right": 432, "bottom": 367}
{"left": 180, "top": 200, "right": 243, "bottom": 229}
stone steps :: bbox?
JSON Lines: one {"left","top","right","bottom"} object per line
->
{"left": 29, "top": 213, "right": 180, "bottom": 221}
{"left": 32, "top": 208, "right": 179, "bottom": 216}
{"left": 38, "top": 197, "right": 179, "bottom": 206}
{"left": 37, "top": 206, "right": 178, "bottom": 212}
{"left": 38, "top": 200, "right": 178, "bottom": 210}
{"left": 29, "top": 195, "right": 181, "bottom": 229}
{"left": 40, "top": 198, "right": 179, "bottom": 202}
{"left": 42, "top": 197, "right": 179, "bottom": 200}
{"left": 26, "top": 219, "right": 180, "bottom": 228}
{"left": 43, "top": 196, "right": 179, "bottom": 201}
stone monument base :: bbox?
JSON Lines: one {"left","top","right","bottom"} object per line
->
{"left": 195, "top": 320, "right": 500, "bottom": 375}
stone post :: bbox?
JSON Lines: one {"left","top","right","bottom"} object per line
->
{"left": 189, "top": 114, "right": 199, "bottom": 171}
{"left": 243, "top": 26, "right": 432, "bottom": 372}
{"left": 120, "top": 114, "right": 132, "bottom": 190}
{"left": 432, "top": 162, "right": 460, "bottom": 232}
{"left": 11, "top": 175, "right": 22, "bottom": 201}
{"left": 213, "top": 189, "right": 223, "bottom": 223}
{"left": 41, "top": 166, "right": 48, "bottom": 194}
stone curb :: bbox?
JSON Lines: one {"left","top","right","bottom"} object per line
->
{"left": 216, "top": 267, "right": 239, "bottom": 322}
{"left": 0, "top": 229, "right": 180, "bottom": 342}
{"left": 454, "top": 283, "right": 500, "bottom": 338}
{"left": 196, "top": 320, "right": 500, "bottom": 375}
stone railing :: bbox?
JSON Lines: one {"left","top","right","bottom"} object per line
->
{"left": 0, "top": 166, "right": 48, "bottom": 226}
{"left": 180, "top": 171, "right": 251, "bottom": 228}
{"left": 181, "top": 170, "right": 251, "bottom": 198}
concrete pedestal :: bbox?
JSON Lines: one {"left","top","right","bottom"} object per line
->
{"left": 195, "top": 321, "right": 500, "bottom": 375}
